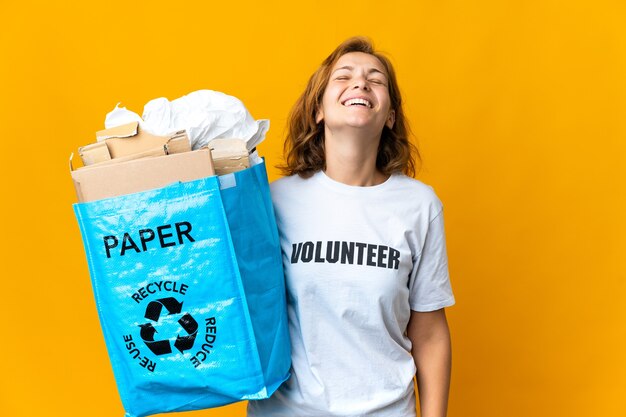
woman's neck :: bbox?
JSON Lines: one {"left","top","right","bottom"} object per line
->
{"left": 323, "top": 130, "right": 389, "bottom": 186}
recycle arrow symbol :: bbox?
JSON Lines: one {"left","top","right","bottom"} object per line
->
{"left": 138, "top": 297, "right": 199, "bottom": 356}
{"left": 139, "top": 323, "right": 172, "bottom": 356}
{"left": 174, "top": 313, "right": 198, "bottom": 353}
{"left": 144, "top": 297, "right": 183, "bottom": 322}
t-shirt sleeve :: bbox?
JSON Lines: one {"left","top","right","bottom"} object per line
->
{"left": 408, "top": 207, "right": 455, "bottom": 312}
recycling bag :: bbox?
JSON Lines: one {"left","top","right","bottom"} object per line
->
{"left": 73, "top": 160, "right": 291, "bottom": 417}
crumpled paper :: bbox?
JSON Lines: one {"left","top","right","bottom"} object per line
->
{"left": 104, "top": 90, "right": 269, "bottom": 151}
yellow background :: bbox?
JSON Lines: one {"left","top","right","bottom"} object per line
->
{"left": 1, "top": 1, "right": 624, "bottom": 416}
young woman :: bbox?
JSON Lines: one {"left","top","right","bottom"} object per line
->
{"left": 248, "top": 37, "right": 455, "bottom": 417}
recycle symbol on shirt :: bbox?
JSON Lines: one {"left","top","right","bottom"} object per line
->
{"left": 139, "top": 297, "right": 198, "bottom": 356}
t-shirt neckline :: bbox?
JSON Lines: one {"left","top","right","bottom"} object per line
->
{"left": 314, "top": 169, "right": 397, "bottom": 194}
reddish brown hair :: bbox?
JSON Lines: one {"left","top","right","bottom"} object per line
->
{"left": 280, "top": 36, "right": 420, "bottom": 178}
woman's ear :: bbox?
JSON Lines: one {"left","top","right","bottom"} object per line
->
{"left": 385, "top": 110, "right": 396, "bottom": 129}
{"left": 316, "top": 107, "right": 324, "bottom": 124}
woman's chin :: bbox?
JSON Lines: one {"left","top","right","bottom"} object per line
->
{"left": 327, "top": 117, "right": 384, "bottom": 131}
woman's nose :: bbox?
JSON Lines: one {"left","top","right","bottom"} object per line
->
{"left": 352, "top": 75, "right": 370, "bottom": 90}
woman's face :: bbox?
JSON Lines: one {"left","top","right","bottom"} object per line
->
{"left": 316, "top": 52, "right": 395, "bottom": 134}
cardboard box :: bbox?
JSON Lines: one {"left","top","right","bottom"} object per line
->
{"left": 208, "top": 138, "right": 250, "bottom": 175}
{"left": 79, "top": 122, "right": 190, "bottom": 166}
{"left": 71, "top": 149, "right": 215, "bottom": 203}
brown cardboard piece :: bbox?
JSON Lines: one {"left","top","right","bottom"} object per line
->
{"left": 208, "top": 138, "right": 250, "bottom": 175}
{"left": 71, "top": 149, "right": 215, "bottom": 203}
{"left": 79, "top": 122, "right": 190, "bottom": 166}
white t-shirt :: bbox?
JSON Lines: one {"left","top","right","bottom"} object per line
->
{"left": 248, "top": 170, "right": 455, "bottom": 417}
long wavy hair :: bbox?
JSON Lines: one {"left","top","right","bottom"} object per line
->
{"left": 279, "top": 36, "right": 420, "bottom": 178}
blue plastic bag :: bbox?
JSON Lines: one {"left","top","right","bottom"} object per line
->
{"left": 73, "top": 160, "right": 290, "bottom": 417}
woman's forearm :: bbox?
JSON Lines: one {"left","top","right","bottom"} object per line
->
{"left": 408, "top": 309, "right": 452, "bottom": 417}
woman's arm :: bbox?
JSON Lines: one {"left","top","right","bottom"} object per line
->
{"left": 407, "top": 308, "right": 452, "bottom": 417}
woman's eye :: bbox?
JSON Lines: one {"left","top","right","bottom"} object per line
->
{"left": 336, "top": 76, "right": 349, "bottom": 80}
{"left": 369, "top": 79, "right": 385, "bottom": 85}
